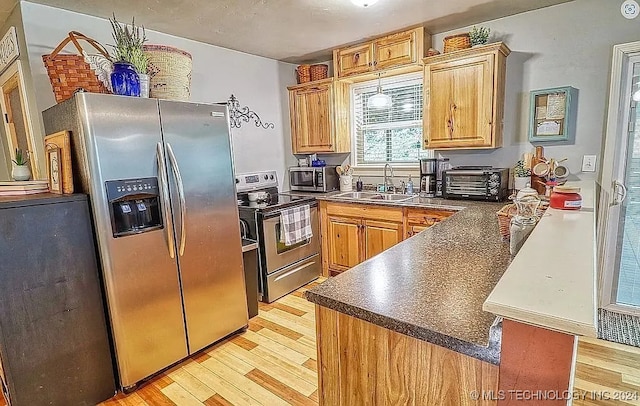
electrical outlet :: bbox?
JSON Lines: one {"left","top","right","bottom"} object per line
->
{"left": 582, "top": 155, "right": 597, "bottom": 172}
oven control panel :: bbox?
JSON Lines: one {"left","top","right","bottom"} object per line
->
{"left": 236, "top": 171, "right": 278, "bottom": 192}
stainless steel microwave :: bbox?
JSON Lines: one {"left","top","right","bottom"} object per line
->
{"left": 289, "top": 166, "right": 339, "bottom": 192}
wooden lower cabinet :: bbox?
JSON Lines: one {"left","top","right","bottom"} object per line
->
{"left": 363, "top": 219, "right": 403, "bottom": 259}
{"left": 327, "top": 216, "right": 362, "bottom": 273}
{"left": 315, "top": 305, "right": 499, "bottom": 405}
{"left": 404, "top": 208, "right": 453, "bottom": 238}
{"left": 320, "top": 201, "right": 403, "bottom": 276}
{"left": 320, "top": 201, "right": 455, "bottom": 276}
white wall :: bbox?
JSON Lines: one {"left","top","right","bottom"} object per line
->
{"left": 431, "top": 0, "right": 640, "bottom": 175}
{"left": 19, "top": 1, "right": 297, "bottom": 187}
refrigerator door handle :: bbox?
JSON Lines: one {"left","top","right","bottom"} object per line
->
{"left": 166, "top": 143, "right": 187, "bottom": 256}
{"left": 156, "top": 142, "right": 176, "bottom": 259}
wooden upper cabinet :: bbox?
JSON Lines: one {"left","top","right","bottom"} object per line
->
{"left": 335, "top": 43, "right": 373, "bottom": 78}
{"left": 333, "top": 27, "right": 428, "bottom": 78}
{"left": 423, "top": 42, "right": 510, "bottom": 150}
{"left": 288, "top": 78, "right": 350, "bottom": 154}
{"left": 373, "top": 29, "right": 419, "bottom": 70}
{"left": 292, "top": 82, "right": 332, "bottom": 152}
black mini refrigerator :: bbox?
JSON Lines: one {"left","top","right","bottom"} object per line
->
{"left": 0, "top": 194, "right": 115, "bottom": 405}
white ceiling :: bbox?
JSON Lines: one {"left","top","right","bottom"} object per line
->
{"left": 1, "top": 0, "right": 572, "bottom": 63}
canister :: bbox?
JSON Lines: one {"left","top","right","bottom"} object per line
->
{"left": 550, "top": 186, "right": 582, "bottom": 210}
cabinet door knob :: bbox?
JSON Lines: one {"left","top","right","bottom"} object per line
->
{"left": 354, "top": 53, "right": 360, "bottom": 61}
{"left": 374, "top": 60, "right": 378, "bottom": 66}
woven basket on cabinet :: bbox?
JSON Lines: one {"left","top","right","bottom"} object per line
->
{"left": 443, "top": 33, "right": 471, "bottom": 53}
{"left": 309, "top": 64, "right": 328, "bottom": 81}
{"left": 296, "top": 64, "right": 311, "bottom": 84}
{"left": 42, "top": 31, "right": 111, "bottom": 103}
{"left": 144, "top": 45, "right": 192, "bottom": 101}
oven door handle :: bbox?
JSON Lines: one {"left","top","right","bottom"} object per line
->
{"left": 261, "top": 202, "right": 319, "bottom": 220}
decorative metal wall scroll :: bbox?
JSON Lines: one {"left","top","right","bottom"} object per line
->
{"left": 227, "top": 94, "right": 274, "bottom": 129}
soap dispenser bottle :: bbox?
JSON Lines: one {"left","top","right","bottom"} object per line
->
{"left": 406, "top": 175, "right": 414, "bottom": 195}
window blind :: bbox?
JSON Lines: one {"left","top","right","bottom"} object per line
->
{"left": 352, "top": 74, "right": 433, "bottom": 166}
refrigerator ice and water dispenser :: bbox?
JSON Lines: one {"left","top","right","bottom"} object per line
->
{"left": 105, "top": 177, "right": 162, "bottom": 237}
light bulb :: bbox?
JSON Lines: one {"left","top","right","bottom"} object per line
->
{"left": 368, "top": 92, "right": 392, "bottom": 109}
{"left": 351, "top": 0, "right": 379, "bottom": 7}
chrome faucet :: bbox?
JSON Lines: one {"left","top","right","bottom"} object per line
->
{"left": 383, "top": 163, "right": 395, "bottom": 193}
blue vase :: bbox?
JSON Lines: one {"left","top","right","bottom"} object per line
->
{"left": 110, "top": 62, "right": 141, "bottom": 97}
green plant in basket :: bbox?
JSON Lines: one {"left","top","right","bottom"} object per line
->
{"left": 469, "top": 26, "right": 490, "bottom": 46}
{"left": 513, "top": 160, "right": 531, "bottom": 177}
{"left": 109, "top": 14, "right": 148, "bottom": 74}
{"left": 12, "top": 148, "right": 29, "bottom": 166}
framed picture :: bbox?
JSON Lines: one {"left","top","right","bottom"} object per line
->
{"left": 44, "top": 130, "right": 73, "bottom": 194}
{"left": 528, "top": 86, "right": 578, "bottom": 142}
{"left": 46, "top": 147, "right": 62, "bottom": 194}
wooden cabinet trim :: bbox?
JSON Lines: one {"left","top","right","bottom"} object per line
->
{"left": 325, "top": 202, "right": 404, "bottom": 223}
{"left": 422, "top": 41, "right": 510, "bottom": 65}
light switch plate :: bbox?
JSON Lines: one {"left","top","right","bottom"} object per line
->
{"left": 582, "top": 155, "right": 597, "bottom": 172}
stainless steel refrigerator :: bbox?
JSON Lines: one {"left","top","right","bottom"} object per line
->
{"left": 43, "top": 93, "right": 249, "bottom": 390}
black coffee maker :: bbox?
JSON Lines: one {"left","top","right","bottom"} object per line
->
{"left": 420, "top": 158, "right": 450, "bottom": 197}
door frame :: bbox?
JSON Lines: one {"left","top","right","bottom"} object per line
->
{"left": 0, "top": 60, "right": 39, "bottom": 178}
{"left": 599, "top": 41, "right": 640, "bottom": 313}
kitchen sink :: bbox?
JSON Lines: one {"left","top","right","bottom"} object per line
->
{"left": 333, "top": 192, "right": 380, "bottom": 199}
{"left": 333, "top": 192, "right": 414, "bottom": 202}
{"left": 367, "top": 194, "right": 414, "bottom": 202}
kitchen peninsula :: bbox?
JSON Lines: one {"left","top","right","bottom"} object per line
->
{"left": 305, "top": 183, "right": 597, "bottom": 405}
{"left": 306, "top": 195, "right": 509, "bottom": 405}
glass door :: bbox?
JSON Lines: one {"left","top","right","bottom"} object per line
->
{"left": 600, "top": 43, "right": 640, "bottom": 312}
{"left": 614, "top": 61, "right": 640, "bottom": 306}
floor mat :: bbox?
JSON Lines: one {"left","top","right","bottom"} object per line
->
{"left": 598, "top": 308, "right": 640, "bottom": 347}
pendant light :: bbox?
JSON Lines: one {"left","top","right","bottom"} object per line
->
{"left": 368, "top": 73, "right": 392, "bottom": 109}
{"left": 351, "top": 0, "right": 379, "bottom": 7}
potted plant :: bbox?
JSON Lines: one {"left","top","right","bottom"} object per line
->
{"left": 469, "top": 26, "right": 490, "bottom": 47}
{"left": 513, "top": 160, "right": 531, "bottom": 191}
{"left": 11, "top": 148, "right": 30, "bottom": 181}
{"left": 109, "top": 15, "right": 149, "bottom": 97}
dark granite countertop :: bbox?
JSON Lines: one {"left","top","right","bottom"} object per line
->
{"left": 302, "top": 193, "right": 511, "bottom": 365}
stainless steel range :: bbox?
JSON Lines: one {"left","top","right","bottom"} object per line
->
{"left": 236, "top": 171, "right": 320, "bottom": 303}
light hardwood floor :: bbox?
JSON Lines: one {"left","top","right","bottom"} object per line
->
{"left": 0, "top": 280, "right": 323, "bottom": 406}
{"left": 100, "top": 280, "right": 323, "bottom": 406}
{"left": 573, "top": 336, "right": 640, "bottom": 406}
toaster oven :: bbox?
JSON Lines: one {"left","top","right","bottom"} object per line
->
{"left": 442, "top": 167, "right": 509, "bottom": 201}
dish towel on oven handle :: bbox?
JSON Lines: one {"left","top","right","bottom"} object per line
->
{"left": 280, "top": 204, "right": 313, "bottom": 246}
